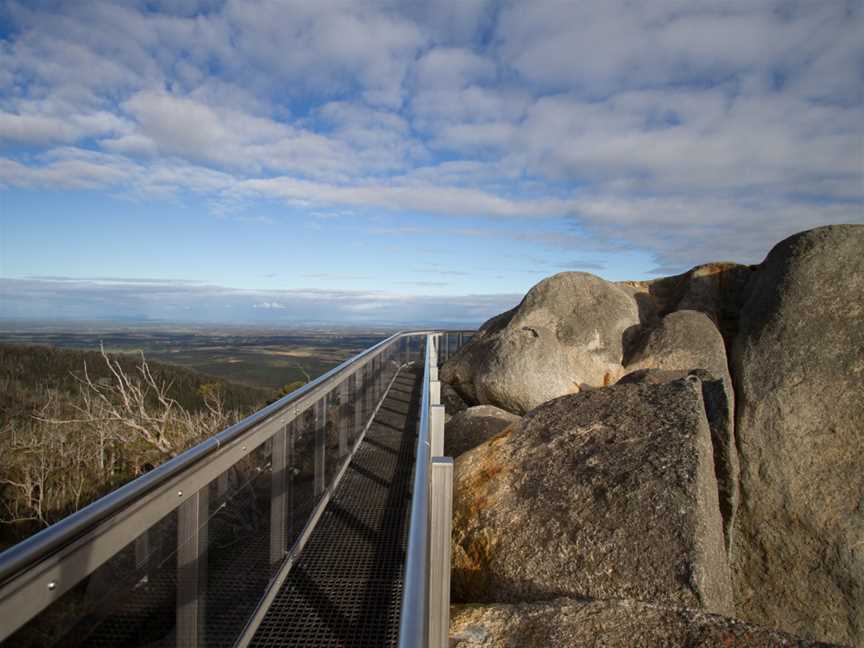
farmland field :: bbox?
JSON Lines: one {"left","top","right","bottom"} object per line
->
{"left": 0, "top": 323, "right": 394, "bottom": 391}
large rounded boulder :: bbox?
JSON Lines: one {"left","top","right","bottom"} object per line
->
{"left": 450, "top": 598, "right": 844, "bottom": 648}
{"left": 451, "top": 379, "right": 734, "bottom": 614}
{"left": 618, "top": 262, "right": 753, "bottom": 343}
{"left": 444, "top": 405, "right": 519, "bottom": 459}
{"left": 623, "top": 310, "right": 730, "bottom": 382}
{"left": 621, "top": 310, "right": 739, "bottom": 556}
{"left": 441, "top": 272, "right": 640, "bottom": 414}
{"left": 730, "top": 224, "right": 864, "bottom": 645}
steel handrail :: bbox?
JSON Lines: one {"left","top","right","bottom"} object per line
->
{"left": 0, "top": 329, "right": 415, "bottom": 586}
{"left": 398, "top": 333, "right": 433, "bottom": 648}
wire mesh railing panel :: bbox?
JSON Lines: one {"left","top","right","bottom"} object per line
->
{"left": 199, "top": 439, "right": 274, "bottom": 647}
{"left": 433, "top": 330, "right": 472, "bottom": 368}
{"left": 5, "top": 508, "right": 180, "bottom": 647}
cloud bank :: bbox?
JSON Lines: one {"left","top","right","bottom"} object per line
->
{"left": 0, "top": 276, "right": 519, "bottom": 325}
{"left": 0, "top": 0, "right": 861, "bottom": 273}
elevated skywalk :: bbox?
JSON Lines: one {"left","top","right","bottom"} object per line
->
{"left": 250, "top": 367, "right": 420, "bottom": 647}
{"left": 0, "top": 332, "right": 468, "bottom": 648}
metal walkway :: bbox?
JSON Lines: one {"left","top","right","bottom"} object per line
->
{"left": 0, "top": 332, "right": 469, "bottom": 648}
{"left": 250, "top": 367, "right": 421, "bottom": 647}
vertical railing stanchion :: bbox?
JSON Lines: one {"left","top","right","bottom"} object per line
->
{"left": 134, "top": 529, "right": 149, "bottom": 571}
{"left": 270, "top": 424, "right": 288, "bottom": 566}
{"left": 430, "top": 380, "right": 441, "bottom": 407}
{"left": 429, "top": 339, "right": 439, "bottom": 382}
{"left": 457, "top": 331, "right": 463, "bottom": 350}
{"left": 429, "top": 457, "right": 453, "bottom": 648}
{"left": 438, "top": 333, "right": 444, "bottom": 368}
{"left": 286, "top": 419, "right": 296, "bottom": 548}
{"left": 375, "top": 354, "right": 381, "bottom": 400}
{"left": 216, "top": 471, "right": 228, "bottom": 499}
{"left": 351, "top": 372, "right": 361, "bottom": 442}
{"left": 338, "top": 381, "right": 349, "bottom": 458}
{"left": 430, "top": 404, "right": 445, "bottom": 457}
{"left": 369, "top": 357, "right": 375, "bottom": 406}
{"left": 314, "top": 396, "right": 326, "bottom": 498}
{"left": 375, "top": 354, "right": 380, "bottom": 396}
{"left": 363, "top": 362, "right": 371, "bottom": 421}
{"left": 177, "top": 488, "right": 208, "bottom": 647}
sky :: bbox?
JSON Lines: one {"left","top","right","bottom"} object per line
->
{"left": 0, "top": 0, "right": 862, "bottom": 325}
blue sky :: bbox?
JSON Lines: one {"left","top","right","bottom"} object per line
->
{"left": 0, "top": 0, "right": 862, "bottom": 325}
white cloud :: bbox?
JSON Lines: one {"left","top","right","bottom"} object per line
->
{"left": 407, "top": 0, "right": 495, "bottom": 46}
{"left": 569, "top": 193, "right": 864, "bottom": 272}
{"left": 0, "top": 153, "right": 134, "bottom": 189}
{"left": 0, "top": 276, "right": 519, "bottom": 324}
{"left": 223, "top": 0, "right": 424, "bottom": 107}
{"left": 0, "top": 112, "right": 80, "bottom": 144}
{"left": 414, "top": 48, "right": 495, "bottom": 91}
{"left": 234, "top": 175, "right": 572, "bottom": 218}
{"left": 508, "top": 88, "right": 863, "bottom": 198}
{"left": 0, "top": 108, "right": 131, "bottom": 145}
{"left": 0, "top": 0, "right": 860, "bottom": 276}
{"left": 496, "top": 1, "right": 857, "bottom": 96}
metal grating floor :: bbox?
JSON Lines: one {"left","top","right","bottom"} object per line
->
{"left": 250, "top": 366, "right": 421, "bottom": 648}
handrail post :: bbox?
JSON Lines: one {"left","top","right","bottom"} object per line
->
{"left": 338, "top": 380, "right": 349, "bottom": 458}
{"left": 314, "top": 396, "right": 326, "bottom": 498}
{"left": 377, "top": 353, "right": 383, "bottom": 399}
{"left": 134, "top": 529, "right": 149, "bottom": 571}
{"left": 430, "top": 404, "right": 445, "bottom": 457}
{"left": 364, "top": 361, "right": 373, "bottom": 421}
{"left": 177, "top": 488, "right": 209, "bottom": 647}
{"left": 428, "top": 457, "right": 453, "bottom": 648}
{"left": 351, "top": 372, "right": 361, "bottom": 445}
{"left": 429, "top": 336, "right": 439, "bottom": 382}
{"left": 270, "top": 424, "right": 289, "bottom": 566}
{"left": 430, "top": 380, "right": 441, "bottom": 406}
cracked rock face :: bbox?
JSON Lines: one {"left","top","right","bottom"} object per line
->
{"left": 620, "top": 309, "right": 740, "bottom": 557}
{"left": 730, "top": 224, "right": 864, "bottom": 646}
{"left": 451, "top": 379, "right": 734, "bottom": 615}
{"left": 440, "top": 272, "right": 640, "bottom": 414}
{"left": 450, "top": 598, "right": 846, "bottom": 648}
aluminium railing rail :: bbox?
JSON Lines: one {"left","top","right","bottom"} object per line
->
{"left": 0, "top": 331, "right": 399, "bottom": 584}
{"left": 398, "top": 331, "right": 471, "bottom": 648}
{"left": 0, "top": 331, "right": 420, "bottom": 645}
{"left": 0, "top": 328, "right": 473, "bottom": 647}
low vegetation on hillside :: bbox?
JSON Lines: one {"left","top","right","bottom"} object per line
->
{"left": 0, "top": 344, "right": 274, "bottom": 550}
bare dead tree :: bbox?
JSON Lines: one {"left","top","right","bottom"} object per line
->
{"left": 1, "top": 347, "right": 242, "bottom": 534}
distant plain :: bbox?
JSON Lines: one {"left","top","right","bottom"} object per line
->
{"left": 0, "top": 323, "right": 394, "bottom": 390}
